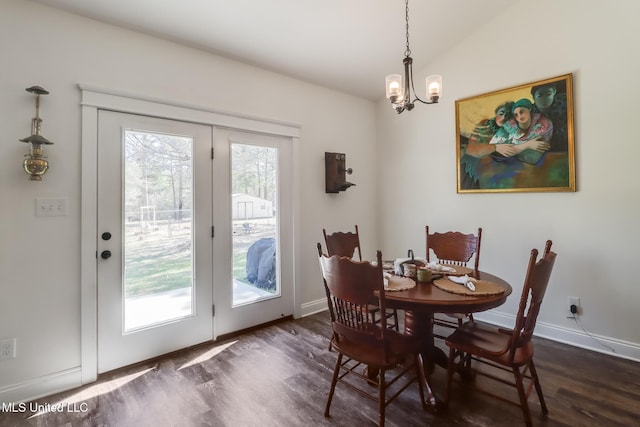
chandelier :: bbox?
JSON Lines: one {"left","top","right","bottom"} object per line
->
{"left": 385, "top": 0, "right": 442, "bottom": 113}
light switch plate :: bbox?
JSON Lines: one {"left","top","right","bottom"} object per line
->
{"left": 36, "top": 197, "right": 68, "bottom": 217}
{"left": 0, "top": 338, "right": 16, "bottom": 360}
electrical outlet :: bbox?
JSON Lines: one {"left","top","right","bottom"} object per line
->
{"left": 0, "top": 338, "right": 16, "bottom": 360}
{"left": 568, "top": 296, "right": 580, "bottom": 316}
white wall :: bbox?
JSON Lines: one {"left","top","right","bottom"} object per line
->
{"left": 377, "top": 0, "right": 640, "bottom": 359}
{"left": 0, "top": 0, "right": 377, "bottom": 401}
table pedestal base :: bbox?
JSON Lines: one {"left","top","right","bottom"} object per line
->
{"left": 404, "top": 310, "right": 448, "bottom": 410}
{"left": 404, "top": 310, "right": 449, "bottom": 369}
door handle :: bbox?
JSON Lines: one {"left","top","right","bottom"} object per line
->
{"left": 101, "top": 250, "right": 112, "bottom": 260}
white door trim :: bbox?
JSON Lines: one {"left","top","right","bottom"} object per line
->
{"left": 80, "top": 85, "right": 301, "bottom": 384}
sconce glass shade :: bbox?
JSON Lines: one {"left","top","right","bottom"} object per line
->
{"left": 23, "top": 155, "right": 49, "bottom": 181}
{"left": 21, "top": 136, "right": 52, "bottom": 181}
{"left": 426, "top": 75, "right": 442, "bottom": 103}
{"left": 385, "top": 74, "right": 404, "bottom": 102}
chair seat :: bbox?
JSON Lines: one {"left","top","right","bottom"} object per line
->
{"left": 333, "top": 329, "right": 420, "bottom": 368}
{"left": 446, "top": 321, "right": 535, "bottom": 367}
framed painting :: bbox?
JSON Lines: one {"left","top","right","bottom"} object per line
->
{"left": 456, "top": 73, "right": 575, "bottom": 193}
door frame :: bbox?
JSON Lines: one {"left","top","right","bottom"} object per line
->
{"left": 80, "top": 85, "right": 301, "bottom": 384}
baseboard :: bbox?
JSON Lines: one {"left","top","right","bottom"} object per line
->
{"left": 301, "top": 301, "right": 640, "bottom": 363}
{"left": 476, "top": 310, "right": 640, "bottom": 363}
{"left": 300, "top": 298, "right": 327, "bottom": 317}
{"left": 0, "top": 367, "right": 82, "bottom": 405}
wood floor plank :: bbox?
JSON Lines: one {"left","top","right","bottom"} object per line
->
{"left": 1, "top": 311, "right": 638, "bottom": 427}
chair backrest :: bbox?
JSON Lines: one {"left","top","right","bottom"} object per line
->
{"left": 509, "top": 240, "right": 556, "bottom": 359}
{"left": 317, "top": 243, "right": 390, "bottom": 350}
{"left": 425, "top": 226, "right": 482, "bottom": 272}
{"left": 323, "top": 225, "right": 362, "bottom": 261}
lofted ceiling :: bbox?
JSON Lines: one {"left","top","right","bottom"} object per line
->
{"left": 31, "top": 0, "right": 513, "bottom": 101}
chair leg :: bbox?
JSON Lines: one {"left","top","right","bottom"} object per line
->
{"left": 324, "top": 353, "right": 342, "bottom": 418}
{"left": 512, "top": 366, "right": 533, "bottom": 427}
{"left": 378, "top": 369, "right": 386, "bottom": 427}
{"left": 370, "top": 310, "right": 377, "bottom": 324}
{"left": 457, "top": 313, "right": 474, "bottom": 327}
{"left": 415, "top": 354, "right": 427, "bottom": 409}
{"left": 391, "top": 309, "right": 399, "bottom": 331}
{"left": 372, "top": 309, "right": 400, "bottom": 331}
{"left": 529, "top": 360, "right": 548, "bottom": 414}
{"left": 443, "top": 346, "right": 457, "bottom": 408}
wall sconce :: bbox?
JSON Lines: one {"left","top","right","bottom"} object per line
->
{"left": 325, "top": 152, "right": 355, "bottom": 193}
{"left": 20, "top": 85, "right": 53, "bottom": 181}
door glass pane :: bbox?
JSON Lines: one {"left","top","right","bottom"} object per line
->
{"left": 123, "top": 130, "right": 194, "bottom": 331}
{"left": 231, "top": 143, "right": 279, "bottom": 306}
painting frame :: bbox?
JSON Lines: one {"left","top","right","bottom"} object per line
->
{"left": 456, "top": 73, "right": 575, "bottom": 193}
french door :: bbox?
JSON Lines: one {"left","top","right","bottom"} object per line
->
{"left": 96, "top": 111, "right": 294, "bottom": 372}
{"left": 212, "top": 129, "right": 294, "bottom": 337}
{"left": 97, "top": 111, "right": 213, "bottom": 373}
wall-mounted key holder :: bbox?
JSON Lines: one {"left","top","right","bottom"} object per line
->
{"left": 325, "top": 152, "right": 356, "bottom": 193}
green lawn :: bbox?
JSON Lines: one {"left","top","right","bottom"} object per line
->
{"left": 123, "top": 220, "right": 273, "bottom": 297}
{"left": 124, "top": 224, "right": 193, "bottom": 297}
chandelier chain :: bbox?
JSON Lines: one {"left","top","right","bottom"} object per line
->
{"left": 404, "top": 0, "right": 411, "bottom": 57}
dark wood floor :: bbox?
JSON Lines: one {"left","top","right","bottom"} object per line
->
{"left": 1, "top": 311, "right": 639, "bottom": 427}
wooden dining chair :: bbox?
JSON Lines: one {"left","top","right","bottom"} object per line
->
{"left": 317, "top": 244, "right": 426, "bottom": 427}
{"left": 444, "top": 240, "right": 556, "bottom": 427}
{"left": 426, "top": 226, "right": 482, "bottom": 338}
{"left": 323, "top": 225, "right": 362, "bottom": 261}
{"left": 323, "top": 226, "right": 399, "bottom": 331}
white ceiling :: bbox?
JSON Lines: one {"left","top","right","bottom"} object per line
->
{"left": 31, "top": 0, "right": 513, "bottom": 101}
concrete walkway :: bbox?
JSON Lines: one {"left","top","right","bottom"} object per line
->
{"left": 124, "top": 280, "right": 274, "bottom": 330}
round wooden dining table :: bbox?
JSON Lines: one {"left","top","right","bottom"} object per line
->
{"left": 383, "top": 270, "right": 512, "bottom": 408}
